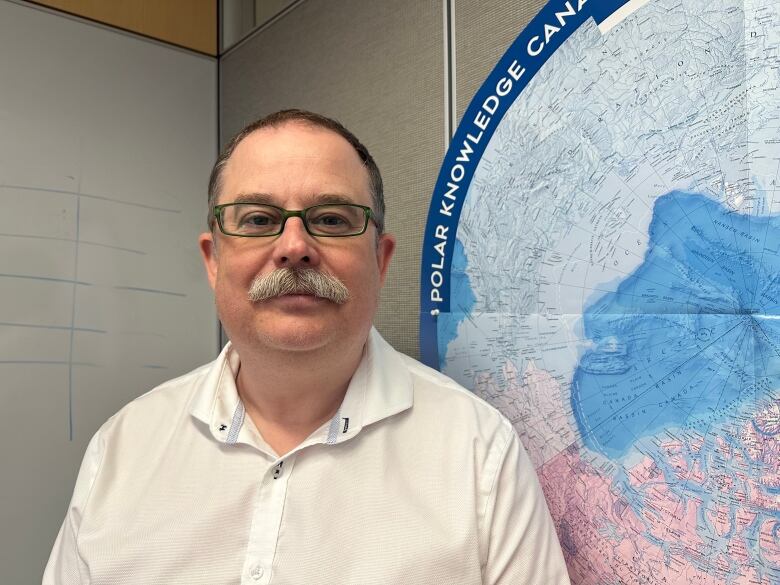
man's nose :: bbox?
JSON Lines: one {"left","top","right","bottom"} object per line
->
{"left": 272, "top": 216, "right": 320, "bottom": 267}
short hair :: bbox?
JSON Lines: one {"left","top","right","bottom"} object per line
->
{"left": 207, "top": 109, "right": 385, "bottom": 234}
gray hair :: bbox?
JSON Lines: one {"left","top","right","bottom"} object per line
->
{"left": 207, "top": 109, "right": 385, "bottom": 234}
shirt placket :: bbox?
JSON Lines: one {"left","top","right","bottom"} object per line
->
{"left": 241, "top": 454, "right": 297, "bottom": 585}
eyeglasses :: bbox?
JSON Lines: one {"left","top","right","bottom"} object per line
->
{"left": 213, "top": 202, "right": 376, "bottom": 238}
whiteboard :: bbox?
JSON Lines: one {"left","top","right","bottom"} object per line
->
{"left": 0, "top": 2, "right": 218, "bottom": 582}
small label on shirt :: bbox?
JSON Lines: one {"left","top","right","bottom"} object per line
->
{"left": 273, "top": 461, "right": 284, "bottom": 479}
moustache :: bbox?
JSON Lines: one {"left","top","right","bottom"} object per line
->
{"left": 247, "top": 268, "right": 350, "bottom": 304}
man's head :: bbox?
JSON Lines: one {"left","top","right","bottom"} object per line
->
{"left": 198, "top": 110, "right": 395, "bottom": 356}
{"left": 207, "top": 109, "right": 385, "bottom": 235}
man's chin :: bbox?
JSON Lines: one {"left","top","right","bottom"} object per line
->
{"left": 256, "top": 325, "right": 335, "bottom": 353}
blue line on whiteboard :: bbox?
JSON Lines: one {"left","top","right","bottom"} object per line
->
{"left": 0, "top": 321, "right": 107, "bottom": 333}
{"left": 0, "top": 233, "right": 147, "bottom": 255}
{"left": 115, "top": 285, "right": 186, "bottom": 297}
{"left": 0, "top": 272, "right": 92, "bottom": 286}
{"left": 0, "top": 183, "right": 182, "bottom": 213}
{"left": 0, "top": 184, "right": 76, "bottom": 196}
{"left": 80, "top": 240, "right": 146, "bottom": 255}
{"left": 0, "top": 360, "right": 99, "bottom": 366}
{"left": 67, "top": 194, "right": 81, "bottom": 442}
{"left": 79, "top": 193, "right": 181, "bottom": 213}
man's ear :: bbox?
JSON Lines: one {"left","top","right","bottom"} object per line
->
{"left": 376, "top": 233, "right": 396, "bottom": 286}
{"left": 198, "top": 232, "right": 218, "bottom": 290}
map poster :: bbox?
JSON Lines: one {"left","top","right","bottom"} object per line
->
{"left": 420, "top": 0, "right": 780, "bottom": 583}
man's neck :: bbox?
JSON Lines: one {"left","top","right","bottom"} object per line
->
{"left": 233, "top": 335, "right": 366, "bottom": 457}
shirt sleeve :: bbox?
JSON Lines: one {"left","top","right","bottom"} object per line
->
{"left": 481, "top": 425, "right": 572, "bottom": 585}
{"left": 42, "top": 430, "right": 104, "bottom": 585}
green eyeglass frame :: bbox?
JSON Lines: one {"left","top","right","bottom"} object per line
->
{"left": 213, "top": 202, "right": 377, "bottom": 238}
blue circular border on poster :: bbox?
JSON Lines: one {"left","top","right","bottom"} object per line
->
{"left": 419, "top": 0, "right": 638, "bottom": 369}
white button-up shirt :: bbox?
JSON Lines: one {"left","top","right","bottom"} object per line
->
{"left": 44, "top": 329, "right": 570, "bottom": 585}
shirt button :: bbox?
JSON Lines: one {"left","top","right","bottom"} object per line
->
{"left": 250, "top": 564, "right": 264, "bottom": 580}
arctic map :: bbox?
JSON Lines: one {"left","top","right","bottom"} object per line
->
{"left": 421, "top": 0, "right": 780, "bottom": 583}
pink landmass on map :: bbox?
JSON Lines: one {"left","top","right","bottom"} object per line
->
{"left": 537, "top": 439, "right": 776, "bottom": 584}
{"left": 475, "top": 361, "right": 780, "bottom": 583}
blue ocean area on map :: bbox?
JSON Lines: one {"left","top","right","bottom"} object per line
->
{"left": 437, "top": 238, "right": 475, "bottom": 368}
{"left": 573, "top": 191, "right": 780, "bottom": 459}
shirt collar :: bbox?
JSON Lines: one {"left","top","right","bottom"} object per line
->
{"left": 189, "top": 327, "right": 414, "bottom": 450}
{"left": 188, "top": 341, "right": 250, "bottom": 445}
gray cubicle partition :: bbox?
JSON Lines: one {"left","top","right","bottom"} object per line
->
{"left": 0, "top": 2, "right": 217, "bottom": 582}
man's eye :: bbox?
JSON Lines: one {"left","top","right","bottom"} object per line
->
{"left": 240, "top": 213, "right": 273, "bottom": 226}
{"left": 313, "top": 214, "right": 347, "bottom": 226}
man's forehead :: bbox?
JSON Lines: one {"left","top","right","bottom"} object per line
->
{"left": 221, "top": 123, "right": 370, "bottom": 196}
{"left": 232, "top": 121, "right": 362, "bottom": 163}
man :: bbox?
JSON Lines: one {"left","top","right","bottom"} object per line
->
{"left": 44, "top": 110, "right": 570, "bottom": 584}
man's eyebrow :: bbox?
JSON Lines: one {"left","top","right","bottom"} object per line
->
{"left": 230, "top": 193, "right": 360, "bottom": 206}
{"left": 308, "top": 193, "right": 357, "bottom": 205}
{"left": 232, "top": 193, "right": 275, "bottom": 204}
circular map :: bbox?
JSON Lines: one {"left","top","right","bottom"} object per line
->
{"left": 421, "top": 0, "right": 780, "bottom": 583}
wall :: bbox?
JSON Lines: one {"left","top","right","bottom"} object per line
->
{"left": 220, "top": 0, "right": 547, "bottom": 358}
{"left": 0, "top": 2, "right": 217, "bottom": 583}
{"left": 29, "top": 0, "right": 217, "bottom": 55}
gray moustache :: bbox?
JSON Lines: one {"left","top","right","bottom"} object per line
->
{"left": 248, "top": 268, "right": 350, "bottom": 304}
